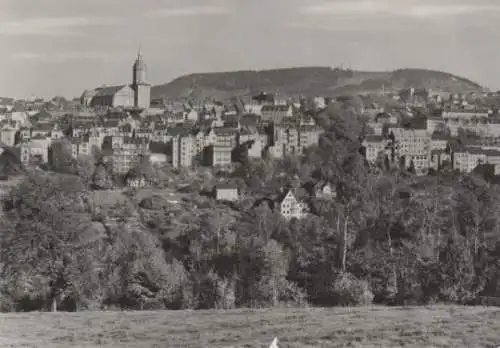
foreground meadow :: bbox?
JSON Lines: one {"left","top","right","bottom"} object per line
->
{"left": 0, "top": 306, "right": 499, "bottom": 347}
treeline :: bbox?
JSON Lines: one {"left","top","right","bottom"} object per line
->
{"left": 1, "top": 101, "right": 500, "bottom": 312}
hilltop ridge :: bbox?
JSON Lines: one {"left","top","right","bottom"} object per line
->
{"left": 151, "top": 67, "right": 485, "bottom": 101}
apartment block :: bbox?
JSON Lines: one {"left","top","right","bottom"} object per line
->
{"left": 171, "top": 132, "right": 195, "bottom": 168}
{"left": 111, "top": 136, "right": 149, "bottom": 175}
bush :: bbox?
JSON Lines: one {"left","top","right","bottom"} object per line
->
{"left": 280, "top": 281, "right": 308, "bottom": 308}
{"left": 329, "top": 272, "right": 374, "bottom": 307}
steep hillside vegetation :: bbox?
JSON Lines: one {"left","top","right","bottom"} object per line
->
{"left": 151, "top": 67, "right": 484, "bottom": 101}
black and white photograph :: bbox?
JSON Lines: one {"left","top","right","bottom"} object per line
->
{"left": 1, "top": 0, "right": 500, "bottom": 347}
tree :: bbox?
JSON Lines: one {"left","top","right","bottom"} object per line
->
{"left": 127, "top": 154, "right": 155, "bottom": 182}
{"left": 49, "top": 138, "right": 76, "bottom": 174}
{"left": 0, "top": 171, "right": 94, "bottom": 311}
{"left": 92, "top": 162, "right": 113, "bottom": 190}
{"left": 75, "top": 155, "right": 96, "bottom": 188}
{"left": 100, "top": 224, "right": 188, "bottom": 310}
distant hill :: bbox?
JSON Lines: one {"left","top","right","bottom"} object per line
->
{"left": 151, "top": 67, "right": 485, "bottom": 102}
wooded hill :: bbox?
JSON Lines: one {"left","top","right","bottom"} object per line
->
{"left": 151, "top": 67, "right": 485, "bottom": 101}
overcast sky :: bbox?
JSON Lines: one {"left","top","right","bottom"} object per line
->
{"left": 1, "top": 0, "right": 499, "bottom": 99}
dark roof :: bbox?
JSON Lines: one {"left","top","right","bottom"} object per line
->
{"left": 167, "top": 126, "right": 191, "bottom": 137}
{"left": 215, "top": 183, "right": 238, "bottom": 190}
{"left": 213, "top": 127, "right": 238, "bottom": 136}
{"left": 94, "top": 85, "right": 127, "bottom": 97}
{"left": 261, "top": 105, "right": 290, "bottom": 112}
{"left": 240, "top": 113, "right": 260, "bottom": 126}
{"left": 103, "top": 120, "right": 120, "bottom": 128}
{"left": 431, "top": 133, "right": 450, "bottom": 141}
{"left": 119, "top": 123, "right": 133, "bottom": 132}
{"left": 32, "top": 123, "right": 53, "bottom": 131}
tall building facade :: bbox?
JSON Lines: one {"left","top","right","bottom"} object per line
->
{"left": 132, "top": 51, "right": 151, "bottom": 110}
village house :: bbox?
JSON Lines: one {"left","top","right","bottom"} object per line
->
{"left": 213, "top": 183, "right": 239, "bottom": 202}
{"left": 204, "top": 145, "right": 233, "bottom": 170}
{"left": 31, "top": 123, "right": 53, "bottom": 138}
{"left": 362, "top": 135, "right": 388, "bottom": 163}
{"left": 20, "top": 136, "right": 50, "bottom": 165}
{"left": 71, "top": 135, "right": 91, "bottom": 158}
{"left": 0, "top": 123, "right": 18, "bottom": 146}
{"left": 278, "top": 189, "right": 308, "bottom": 220}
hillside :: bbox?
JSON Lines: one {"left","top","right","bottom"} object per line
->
{"left": 151, "top": 67, "right": 485, "bottom": 101}
{"left": 1, "top": 306, "right": 499, "bottom": 347}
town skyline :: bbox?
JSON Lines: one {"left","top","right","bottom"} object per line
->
{"left": 2, "top": 0, "right": 500, "bottom": 98}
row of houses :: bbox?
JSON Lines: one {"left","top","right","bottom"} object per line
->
{"left": 6, "top": 106, "right": 322, "bottom": 177}
{"left": 362, "top": 127, "right": 500, "bottom": 175}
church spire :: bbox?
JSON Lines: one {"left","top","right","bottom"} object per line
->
{"left": 137, "top": 44, "right": 142, "bottom": 60}
{"left": 133, "top": 47, "right": 146, "bottom": 85}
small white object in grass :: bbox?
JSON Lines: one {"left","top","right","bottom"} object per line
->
{"left": 269, "top": 337, "right": 279, "bottom": 348}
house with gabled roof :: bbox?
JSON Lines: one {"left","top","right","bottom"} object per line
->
{"left": 277, "top": 188, "right": 308, "bottom": 220}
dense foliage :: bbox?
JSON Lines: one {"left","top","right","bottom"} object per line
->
{"left": 1, "top": 101, "right": 500, "bottom": 312}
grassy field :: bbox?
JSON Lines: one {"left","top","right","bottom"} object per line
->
{"left": 0, "top": 306, "right": 499, "bottom": 347}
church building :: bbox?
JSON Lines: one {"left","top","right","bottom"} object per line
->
{"left": 81, "top": 52, "right": 151, "bottom": 110}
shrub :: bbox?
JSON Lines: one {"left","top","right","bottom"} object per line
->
{"left": 280, "top": 281, "right": 308, "bottom": 308}
{"left": 329, "top": 272, "right": 374, "bottom": 307}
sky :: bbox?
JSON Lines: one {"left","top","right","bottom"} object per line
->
{"left": 1, "top": 0, "right": 499, "bottom": 99}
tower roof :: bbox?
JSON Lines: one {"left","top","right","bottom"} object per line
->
{"left": 133, "top": 50, "right": 146, "bottom": 70}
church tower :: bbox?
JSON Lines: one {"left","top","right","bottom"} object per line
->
{"left": 132, "top": 50, "right": 151, "bottom": 109}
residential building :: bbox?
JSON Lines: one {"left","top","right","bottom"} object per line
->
{"left": 453, "top": 148, "right": 487, "bottom": 173}
{"left": 362, "top": 135, "right": 388, "bottom": 163}
{"left": 72, "top": 135, "right": 91, "bottom": 157}
{"left": 261, "top": 105, "right": 293, "bottom": 123}
{"left": 426, "top": 116, "right": 446, "bottom": 134}
{"left": 213, "top": 127, "right": 238, "bottom": 147}
{"left": 389, "top": 128, "right": 431, "bottom": 175}
{"left": 171, "top": 131, "right": 196, "bottom": 169}
{"left": 303, "top": 181, "right": 336, "bottom": 199}
{"left": 278, "top": 189, "right": 308, "bottom": 220}
{"left": 31, "top": 123, "right": 53, "bottom": 138}
{"left": 0, "top": 124, "right": 17, "bottom": 146}
{"left": 20, "top": 136, "right": 50, "bottom": 165}
{"left": 204, "top": 145, "right": 233, "bottom": 170}
{"left": 111, "top": 136, "right": 149, "bottom": 175}
{"left": 214, "top": 184, "right": 239, "bottom": 201}
{"left": 299, "top": 125, "right": 320, "bottom": 152}
{"left": 429, "top": 150, "right": 452, "bottom": 171}
{"left": 430, "top": 133, "right": 448, "bottom": 151}
{"left": 238, "top": 131, "right": 263, "bottom": 159}
{"left": 50, "top": 123, "right": 64, "bottom": 141}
